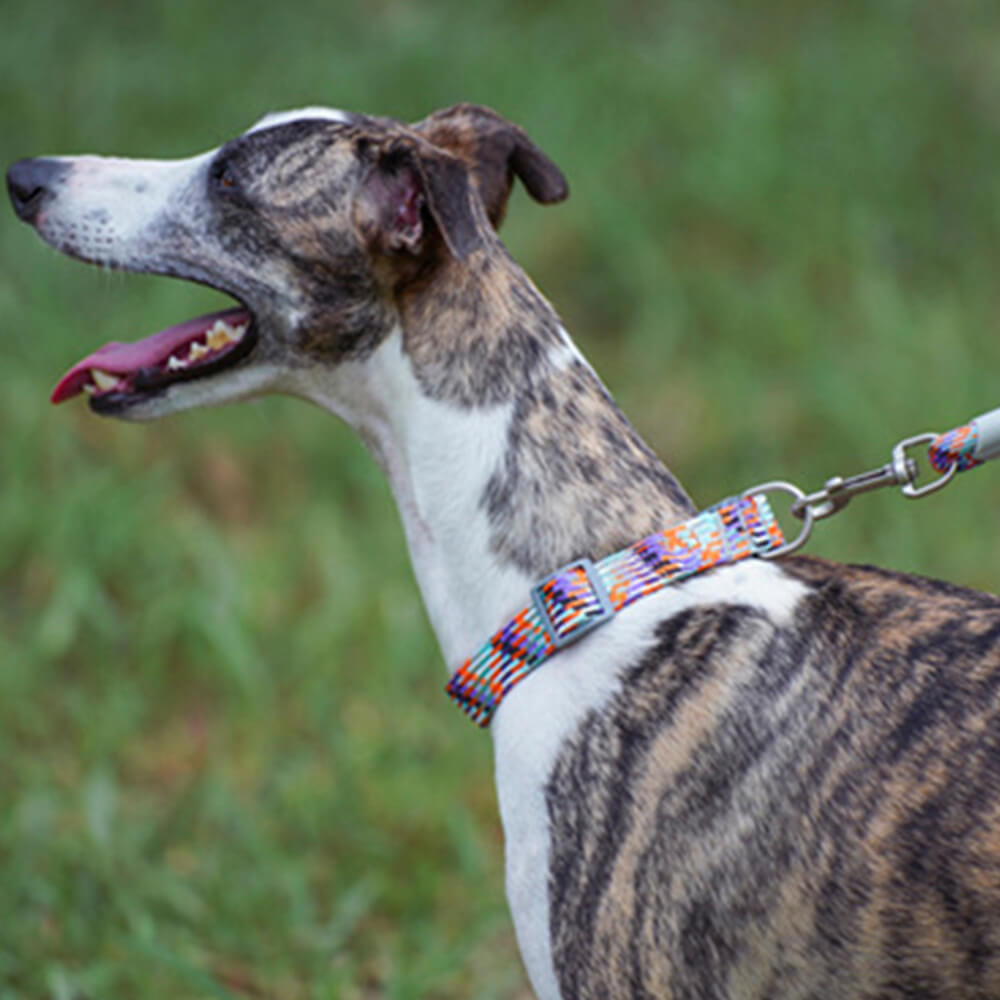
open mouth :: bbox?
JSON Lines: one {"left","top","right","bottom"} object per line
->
{"left": 50, "top": 305, "right": 258, "bottom": 413}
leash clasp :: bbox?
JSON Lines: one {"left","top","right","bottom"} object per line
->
{"left": 743, "top": 450, "right": 918, "bottom": 558}
{"left": 788, "top": 457, "right": 918, "bottom": 521}
{"left": 742, "top": 424, "right": 970, "bottom": 559}
{"left": 894, "top": 432, "right": 959, "bottom": 499}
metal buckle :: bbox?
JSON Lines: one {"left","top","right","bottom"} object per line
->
{"left": 530, "top": 558, "right": 614, "bottom": 649}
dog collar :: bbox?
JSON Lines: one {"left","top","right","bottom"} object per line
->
{"left": 446, "top": 493, "right": 785, "bottom": 727}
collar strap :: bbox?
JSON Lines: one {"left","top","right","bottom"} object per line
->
{"left": 446, "top": 493, "right": 785, "bottom": 727}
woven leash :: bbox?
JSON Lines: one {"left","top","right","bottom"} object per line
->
{"left": 447, "top": 407, "right": 1000, "bottom": 728}
{"left": 928, "top": 408, "right": 1000, "bottom": 473}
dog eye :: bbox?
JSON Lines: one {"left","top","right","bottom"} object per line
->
{"left": 210, "top": 158, "right": 241, "bottom": 195}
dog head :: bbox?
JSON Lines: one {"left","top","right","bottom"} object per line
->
{"left": 6, "top": 104, "right": 567, "bottom": 419}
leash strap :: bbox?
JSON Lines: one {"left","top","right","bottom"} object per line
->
{"left": 446, "top": 493, "right": 785, "bottom": 727}
{"left": 929, "top": 408, "right": 1000, "bottom": 474}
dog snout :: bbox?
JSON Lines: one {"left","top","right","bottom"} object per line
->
{"left": 7, "top": 158, "right": 68, "bottom": 224}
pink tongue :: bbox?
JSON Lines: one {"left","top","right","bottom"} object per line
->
{"left": 51, "top": 307, "right": 250, "bottom": 404}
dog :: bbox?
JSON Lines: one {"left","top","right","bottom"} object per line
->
{"left": 9, "top": 104, "right": 1000, "bottom": 1000}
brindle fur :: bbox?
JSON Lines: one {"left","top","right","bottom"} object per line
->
{"left": 549, "top": 557, "right": 1000, "bottom": 998}
{"left": 187, "top": 109, "right": 568, "bottom": 376}
{"left": 10, "top": 105, "right": 1000, "bottom": 1000}
{"left": 414, "top": 102, "right": 569, "bottom": 228}
{"left": 482, "top": 357, "right": 695, "bottom": 574}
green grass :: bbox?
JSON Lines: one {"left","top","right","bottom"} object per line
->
{"left": 4, "top": 1, "right": 1000, "bottom": 996}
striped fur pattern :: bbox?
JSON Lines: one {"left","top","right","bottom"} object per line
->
{"left": 546, "top": 557, "right": 1000, "bottom": 998}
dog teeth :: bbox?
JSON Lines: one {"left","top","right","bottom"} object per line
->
{"left": 167, "top": 320, "right": 246, "bottom": 369}
{"left": 90, "top": 368, "right": 119, "bottom": 392}
{"left": 162, "top": 321, "right": 246, "bottom": 375}
{"left": 205, "top": 319, "right": 245, "bottom": 351}
{"left": 205, "top": 330, "right": 230, "bottom": 351}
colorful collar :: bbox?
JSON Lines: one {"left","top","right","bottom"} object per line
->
{"left": 446, "top": 493, "right": 785, "bottom": 727}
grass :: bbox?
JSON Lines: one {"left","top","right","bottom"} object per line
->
{"left": 4, "top": 0, "right": 1000, "bottom": 996}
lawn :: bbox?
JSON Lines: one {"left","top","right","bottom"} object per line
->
{"left": 3, "top": 1, "right": 1000, "bottom": 997}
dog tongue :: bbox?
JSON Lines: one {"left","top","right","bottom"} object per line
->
{"left": 50, "top": 307, "right": 250, "bottom": 404}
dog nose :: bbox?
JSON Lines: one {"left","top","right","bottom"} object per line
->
{"left": 7, "top": 158, "right": 67, "bottom": 223}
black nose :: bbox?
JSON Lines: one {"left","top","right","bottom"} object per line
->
{"left": 7, "top": 158, "right": 68, "bottom": 224}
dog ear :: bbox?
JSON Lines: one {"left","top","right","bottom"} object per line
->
{"left": 360, "top": 137, "right": 483, "bottom": 262}
{"left": 412, "top": 103, "right": 569, "bottom": 228}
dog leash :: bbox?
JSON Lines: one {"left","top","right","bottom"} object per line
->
{"left": 742, "top": 406, "right": 1000, "bottom": 558}
{"left": 447, "top": 407, "right": 1000, "bottom": 727}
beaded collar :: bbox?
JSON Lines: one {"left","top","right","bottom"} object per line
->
{"left": 446, "top": 493, "right": 785, "bottom": 727}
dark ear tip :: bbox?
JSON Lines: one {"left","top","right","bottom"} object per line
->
{"left": 511, "top": 145, "right": 570, "bottom": 205}
{"left": 537, "top": 173, "right": 569, "bottom": 204}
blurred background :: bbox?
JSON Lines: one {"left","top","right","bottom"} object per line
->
{"left": 4, "top": 0, "right": 1000, "bottom": 996}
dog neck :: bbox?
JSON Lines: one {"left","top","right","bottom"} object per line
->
{"left": 294, "top": 247, "right": 696, "bottom": 666}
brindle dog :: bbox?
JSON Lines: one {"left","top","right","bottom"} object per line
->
{"left": 9, "top": 105, "right": 1000, "bottom": 999}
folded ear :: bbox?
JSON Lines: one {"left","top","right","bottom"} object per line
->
{"left": 359, "top": 136, "right": 484, "bottom": 262}
{"left": 412, "top": 103, "right": 569, "bottom": 228}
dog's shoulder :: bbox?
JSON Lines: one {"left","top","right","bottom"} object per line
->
{"left": 781, "top": 552, "right": 1000, "bottom": 604}
{"left": 779, "top": 553, "right": 1000, "bottom": 639}
{"left": 545, "top": 554, "right": 1000, "bottom": 999}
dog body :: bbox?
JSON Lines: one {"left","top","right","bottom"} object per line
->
{"left": 10, "top": 106, "right": 1000, "bottom": 999}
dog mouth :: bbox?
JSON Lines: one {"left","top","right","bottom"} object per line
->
{"left": 50, "top": 304, "right": 258, "bottom": 412}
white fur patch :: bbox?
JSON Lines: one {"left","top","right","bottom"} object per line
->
{"left": 246, "top": 107, "right": 351, "bottom": 135}
{"left": 291, "top": 331, "right": 535, "bottom": 664}
{"left": 121, "top": 362, "right": 291, "bottom": 421}
{"left": 492, "top": 559, "right": 808, "bottom": 1000}
{"left": 546, "top": 325, "right": 590, "bottom": 372}
{"left": 39, "top": 152, "right": 212, "bottom": 268}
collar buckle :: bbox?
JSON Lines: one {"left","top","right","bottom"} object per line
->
{"left": 530, "top": 558, "right": 614, "bottom": 650}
